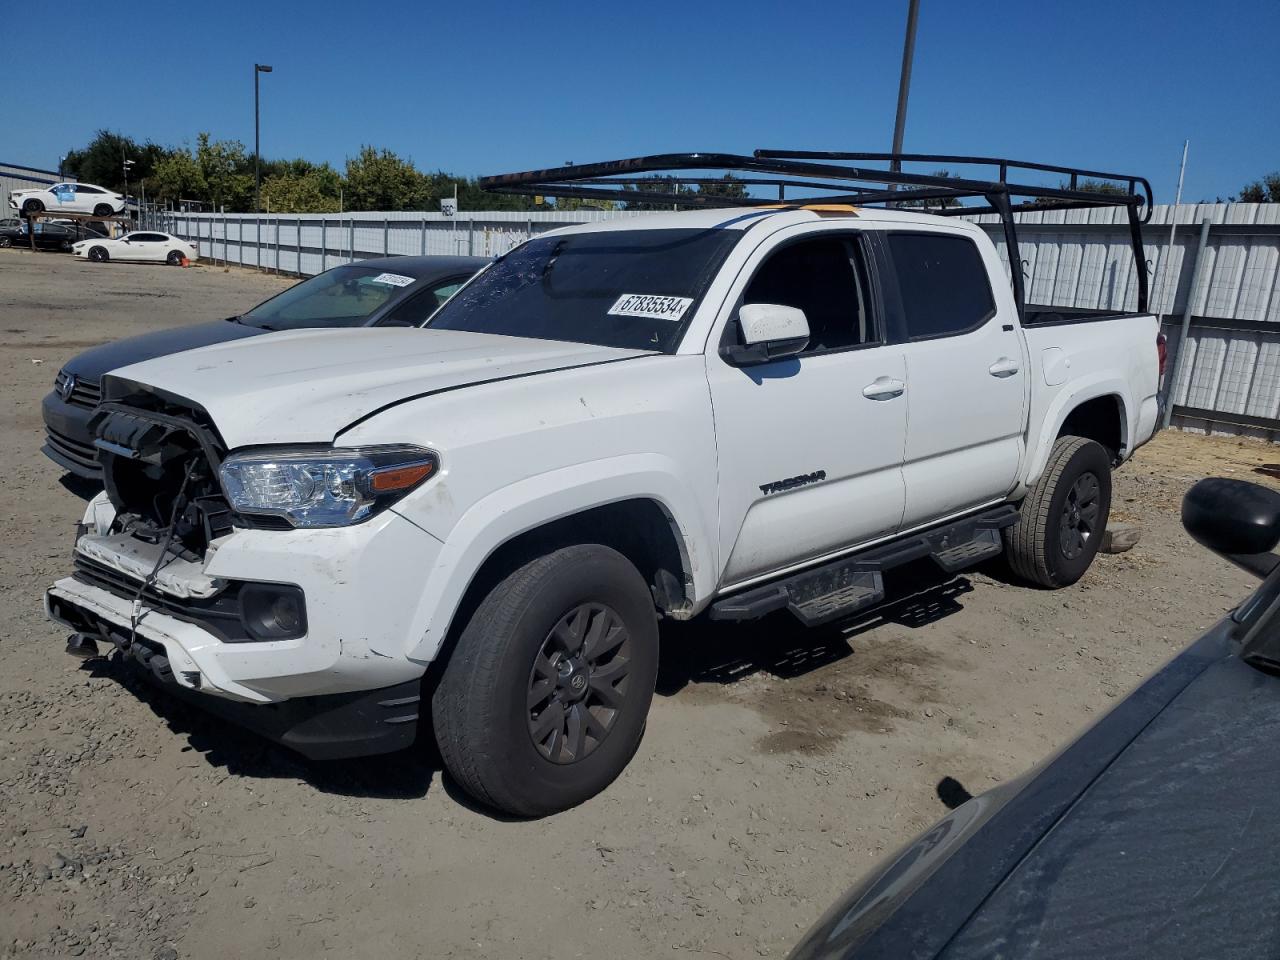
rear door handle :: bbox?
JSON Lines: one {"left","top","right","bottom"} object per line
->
{"left": 989, "top": 358, "right": 1020, "bottom": 378}
{"left": 862, "top": 377, "right": 905, "bottom": 400}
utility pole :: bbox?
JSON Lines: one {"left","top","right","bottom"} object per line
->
{"left": 889, "top": 0, "right": 921, "bottom": 194}
{"left": 254, "top": 63, "right": 274, "bottom": 212}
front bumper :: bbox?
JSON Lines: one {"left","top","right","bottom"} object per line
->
{"left": 47, "top": 584, "right": 420, "bottom": 758}
{"left": 41, "top": 388, "right": 101, "bottom": 479}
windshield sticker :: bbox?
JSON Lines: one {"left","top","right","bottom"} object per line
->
{"left": 607, "top": 294, "right": 694, "bottom": 322}
{"left": 369, "top": 272, "right": 416, "bottom": 288}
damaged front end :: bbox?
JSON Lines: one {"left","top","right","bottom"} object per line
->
{"left": 44, "top": 381, "right": 424, "bottom": 758}
{"left": 90, "top": 385, "right": 280, "bottom": 562}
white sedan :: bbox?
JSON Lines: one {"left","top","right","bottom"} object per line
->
{"left": 73, "top": 232, "right": 199, "bottom": 265}
{"left": 8, "top": 182, "right": 126, "bottom": 218}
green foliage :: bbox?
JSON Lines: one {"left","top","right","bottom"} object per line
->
{"left": 62, "top": 129, "right": 166, "bottom": 193}
{"left": 261, "top": 160, "right": 343, "bottom": 213}
{"left": 150, "top": 146, "right": 205, "bottom": 205}
{"left": 1240, "top": 173, "right": 1280, "bottom": 203}
{"left": 343, "top": 146, "right": 431, "bottom": 211}
{"left": 59, "top": 132, "right": 580, "bottom": 213}
{"left": 622, "top": 175, "right": 696, "bottom": 211}
{"left": 898, "top": 170, "right": 961, "bottom": 209}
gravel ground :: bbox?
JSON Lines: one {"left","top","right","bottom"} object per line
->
{"left": 0, "top": 248, "right": 1271, "bottom": 959}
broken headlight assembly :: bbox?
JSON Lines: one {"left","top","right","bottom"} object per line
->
{"left": 218, "top": 445, "right": 438, "bottom": 528}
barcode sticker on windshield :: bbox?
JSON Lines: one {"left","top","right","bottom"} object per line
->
{"left": 607, "top": 294, "right": 694, "bottom": 322}
{"left": 369, "top": 272, "right": 416, "bottom": 288}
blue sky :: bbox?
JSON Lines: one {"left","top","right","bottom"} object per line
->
{"left": 4, "top": 0, "right": 1277, "bottom": 203}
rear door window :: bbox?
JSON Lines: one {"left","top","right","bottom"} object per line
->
{"left": 886, "top": 233, "right": 996, "bottom": 340}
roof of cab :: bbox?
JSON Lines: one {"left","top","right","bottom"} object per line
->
{"left": 539, "top": 204, "right": 983, "bottom": 239}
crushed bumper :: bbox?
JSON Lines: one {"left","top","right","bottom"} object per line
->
{"left": 46, "top": 579, "right": 421, "bottom": 759}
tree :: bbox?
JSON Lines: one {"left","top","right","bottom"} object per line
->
{"left": 343, "top": 146, "right": 430, "bottom": 211}
{"left": 195, "top": 134, "right": 254, "bottom": 211}
{"left": 621, "top": 175, "right": 696, "bottom": 211}
{"left": 62, "top": 129, "right": 167, "bottom": 194}
{"left": 150, "top": 146, "right": 205, "bottom": 206}
{"left": 696, "top": 173, "right": 748, "bottom": 203}
{"left": 1240, "top": 173, "right": 1280, "bottom": 203}
{"left": 260, "top": 160, "right": 343, "bottom": 213}
{"left": 897, "top": 169, "right": 961, "bottom": 209}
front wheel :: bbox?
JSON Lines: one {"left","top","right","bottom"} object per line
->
{"left": 1005, "top": 435, "right": 1112, "bottom": 588}
{"left": 0, "top": 236, "right": 11, "bottom": 248}
{"left": 432, "top": 544, "right": 659, "bottom": 816}
{"left": 21, "top": 199, "right": 44, "bottom": 215}
{"left": 92, "top": 204, "right": 114, "bottom": 218}
{"left": 87, "top": 246, "right": 109, "bottom": 263}
{"left": 166, "top": 249, "right": 184, "bottom": 265}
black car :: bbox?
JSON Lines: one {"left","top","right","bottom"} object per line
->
{"left": 0, "top": 219, "right": 107, "bottom": 251}
{"left": 43, "top": 255, "right": 488, "bottom": 479}
{"left": 790, "top": 476, "right": 1280, "bottom": 960}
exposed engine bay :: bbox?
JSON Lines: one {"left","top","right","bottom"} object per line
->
{"left": 89, "top": 387, "right": 248, "bottom": 562}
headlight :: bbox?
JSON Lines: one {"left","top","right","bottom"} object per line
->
{"left": 219, "top": 445, "right": 438, "bottom": 528}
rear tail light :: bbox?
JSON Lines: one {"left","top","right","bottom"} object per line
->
{"left": 1157, "top": 332, "right": 1168, "bottom": 379}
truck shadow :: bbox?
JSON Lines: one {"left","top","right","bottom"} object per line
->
{"left": 82, "top": 655, "right": 439, "bottom": 802}
{"left": 76, "top": 561, "right": 972, "bottom": 810}
{"left": 656, "top": 561, "right": 974, "bottom": 696}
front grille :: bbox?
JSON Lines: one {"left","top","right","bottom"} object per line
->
{"left": 45, "top": 424, "right": 98, "bottom": 467}
{"left": 54, "top": 371, "right": 102, "bottom": 409}
{"left": 73, "top": 554, "right": 251, "bottom": 643}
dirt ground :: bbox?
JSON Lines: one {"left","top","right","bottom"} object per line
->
{"left": 0, "top": 248, "right": 1271, "bottom": 960}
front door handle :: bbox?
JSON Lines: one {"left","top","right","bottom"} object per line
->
{"left": 862, "top": 376, "right": 905, "bottom": 400}
{"left": 989, "top": 358, "right": 1020, "bottom": 378}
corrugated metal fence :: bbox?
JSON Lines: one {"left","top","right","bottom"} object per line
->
{"left": 151, "top": 203, "right": 1280, "bottom": 440}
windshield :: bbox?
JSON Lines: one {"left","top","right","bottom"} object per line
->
{"left": 426, "top": 228, "right": 740, "bottom": 351}
{"left": 241, "top": 264, "right": 422, "bottom": 331}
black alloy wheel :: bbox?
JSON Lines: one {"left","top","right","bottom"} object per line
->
{"left": 526, "top": 602, "right": 632, "bottom": 764}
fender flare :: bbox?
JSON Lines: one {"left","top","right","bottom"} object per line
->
{"left": 400, "top": 453, "right": 715, "bottom": 663}
{"left": 1026, "top": 376, "right": 1133, "bottom": 488}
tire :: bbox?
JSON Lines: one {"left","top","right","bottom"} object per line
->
{"left": 59, "top": 240, "right": 72, "bottom": 252}
{"left": 166, "top": 249, "right": 183, "bottom": 265}
{"left": 21, "top": 199, "right": 43, "bottom": 215}
{"left": 432, "top": 544, "right": 659, "bottom": 816}
{"left": 0, "top": 236, "right": 10, "bottom": 248}
{"left": 1005, "top": 435, "right": 1112, "bottom": 588}
{"left": 88, "top": 246, "right": 109, "bottom": 263}
{"left": 93, "top": 204, "right": 114, "bottom": 218}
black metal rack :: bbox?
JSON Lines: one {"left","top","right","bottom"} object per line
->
{"left": 479, "top": 151, "right": 1154, "bottom": 317}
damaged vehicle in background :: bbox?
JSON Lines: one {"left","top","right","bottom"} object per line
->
{"left": 45, "top": 151, "right": 1164, "bottom": 816}
{"left": 42, "top": 255, "right": 488, "bottom": 479}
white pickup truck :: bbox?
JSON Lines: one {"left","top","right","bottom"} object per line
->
{"left": 45, "top": 155, "right": 1164, "bottom": 815}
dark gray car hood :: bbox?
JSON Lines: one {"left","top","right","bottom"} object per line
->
{"left": 61, "top": 320, "right": 264, "bottom": 382}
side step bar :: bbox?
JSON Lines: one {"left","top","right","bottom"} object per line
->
{"left": 710, "top": 504, "right": 1020, "bottom": 627}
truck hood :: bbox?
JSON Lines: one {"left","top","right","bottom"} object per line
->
{"left": 63, "top": 319, "right": 265, "bottom": 383}
{"left": 105, "top": 327, "right": 650, "bottom": 448}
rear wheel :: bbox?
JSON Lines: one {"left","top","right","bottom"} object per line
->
{"left": 0, "top": 236, "right": 11, "bottom": 248}
{"left": 1005, "top": 435, "right": 1112, "bottom": 588}
{"left": 92, "top": 204, "right": 113, "bottom": 218}
{"left": 87, "top": 246, "right": 109, "bottom": 263}
{"left": 21, "top": 199, "right": 43, "bottom": 215}
{"left": 432, "top": 544, "right": 659, "bottom": 816}
{"left": 166, "top": 249, "right": 183, "bottom": 265}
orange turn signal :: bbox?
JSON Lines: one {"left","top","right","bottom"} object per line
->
{"left": 369, "top": 461, "right": 436, "bottom": 492}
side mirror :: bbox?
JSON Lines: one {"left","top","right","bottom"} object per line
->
{"left": 1183, "top": 478, "right": 1280, "bottom": 561}
{"left": 720, "top": 303, "right": 810, "bottom": 366}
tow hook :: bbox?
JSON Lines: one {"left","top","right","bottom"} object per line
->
{"left": 64, "top": 632, "right": 101, "bottom": 659}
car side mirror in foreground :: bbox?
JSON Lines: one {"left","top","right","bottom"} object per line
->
{"left": 720, "top": 303, "right": 810, "bottom": 366}
{"left": 1184, "top": 478, "right": 1280, "bottom": 673}
{"left": 1182, "top": 478, "right": 1280, "bottom": 560}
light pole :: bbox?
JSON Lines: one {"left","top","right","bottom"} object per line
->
{"left": 254, "top": 63, "right": 273, "bottom": 212}
{"left": 889, "top": 0, "right": 920, "bottom": 196}
{"left": 122, "top": 157, "right": 135, "bottom": 223}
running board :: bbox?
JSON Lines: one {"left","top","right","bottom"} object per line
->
{"left": 710, "top": 504, "right": 1020, "bottom": 627}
